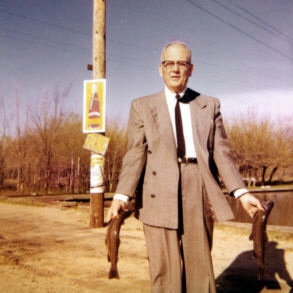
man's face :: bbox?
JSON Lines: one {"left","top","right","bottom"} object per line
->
{"left": 159, "top": 44, "right": 194, "bottom": 93}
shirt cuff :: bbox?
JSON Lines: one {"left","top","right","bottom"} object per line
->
{"left": 234, "top": 188, "right": 249, "bottom": 198}
{"left": 113, "top": 193, "right": 130, "bottom": 204}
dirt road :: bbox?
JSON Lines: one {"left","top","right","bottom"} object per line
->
{"left": 0, "top": 199, "right": 292, "bottom": 292}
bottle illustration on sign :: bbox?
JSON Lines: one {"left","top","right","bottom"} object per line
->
{"left": 88, "top": 83, "right": 100, "bottom": 119}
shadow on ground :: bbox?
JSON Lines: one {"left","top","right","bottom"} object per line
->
{"left": 216, "top": 241, "right": 293, "bottom": 293}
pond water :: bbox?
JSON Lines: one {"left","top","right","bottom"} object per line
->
{"left": 226, "top": 190, "right": 293, "bottom": 226}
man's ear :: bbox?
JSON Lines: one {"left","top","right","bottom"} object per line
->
{"left": 188, "top": 63, "right": 194, "bottom": 77}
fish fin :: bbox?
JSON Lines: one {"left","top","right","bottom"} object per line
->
{"left": 108, "top": 268, "right": 119, "bottom": 279}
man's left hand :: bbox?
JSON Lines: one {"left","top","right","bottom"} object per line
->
{"left": 238, "top": 193, "right": 264, "bottom": 218}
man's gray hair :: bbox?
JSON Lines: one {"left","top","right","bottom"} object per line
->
{"left": 161, "top": 41, "right": 192, "bottom": 62}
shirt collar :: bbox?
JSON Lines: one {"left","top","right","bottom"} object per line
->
{"left": 164, "top": 86, "right": 187, "bottom": 100}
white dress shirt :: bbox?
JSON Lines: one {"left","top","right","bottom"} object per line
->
{"left": 164, "top": 87, "right": 197, "bottom": 158}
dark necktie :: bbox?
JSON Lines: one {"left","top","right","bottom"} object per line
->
{"left": 175, "top": 94, "right": 185, "bottom": 159}
{"left": 174, "top": 89, "right": 200, "bottom": 159}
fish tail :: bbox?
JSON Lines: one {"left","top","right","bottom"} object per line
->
{"left": 108, "top": 268, "right": 119, "bottom": 279}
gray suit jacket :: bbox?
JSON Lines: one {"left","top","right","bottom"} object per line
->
{"left": 116, "top": 89, "right": 246, "bottom": 229}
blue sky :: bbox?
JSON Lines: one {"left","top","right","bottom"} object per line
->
{"left": 1, "top": 0, "right": 292, "bottom": 135}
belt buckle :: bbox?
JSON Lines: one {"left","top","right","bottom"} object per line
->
{"left": 179, "top": 157, "right": 197, "bottom": 164}
{"left": 189, "top": 158, "right": 197, "bottom": 164}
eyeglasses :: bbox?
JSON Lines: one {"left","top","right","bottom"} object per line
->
{"left": 161, "top": 60, "right": 191, "bottom": 70}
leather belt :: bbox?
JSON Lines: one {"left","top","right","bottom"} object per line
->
{"left": 179, "top": 157, "right": 197, "bottom": 164}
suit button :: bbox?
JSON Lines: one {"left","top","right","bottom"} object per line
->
{"left": 152, "top": 171, "right": 156, "bottom": 176}
{"left": 150, "top": 194, "right": 155, "bottom": 198}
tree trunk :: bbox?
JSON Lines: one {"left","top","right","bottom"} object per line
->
{"left": 261, "top": 166, "right": 267, "bottom": 185}
{"left": 268, "top": 166, "right": 278, "bottom": 184}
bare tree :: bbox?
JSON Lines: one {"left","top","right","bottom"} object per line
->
{"left": 14, "top": 90, "right": 30, "bottom": 194}
{"left": 30, "top": 86, "right": 70, "bottom": 194}
{"left": 0, "top": 97, "right": 8, "bottom": 190}
{"left": 54, "top": 113, "right": 90, "bottom": 193}
{"left": 266, "top": 116, "right": 293, "bottom": 184}
{"left": 226, "top": 110, "right": 293, "bottom": 185}
{"left": 104, "top": 119, "right": 127, "bottom": 192}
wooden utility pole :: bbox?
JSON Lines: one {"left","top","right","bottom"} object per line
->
{"left": 90, "top": 0, "right": 106, "bottom": 228}
{"left": 93, "top": 0, "right": 106, "bottom": 79}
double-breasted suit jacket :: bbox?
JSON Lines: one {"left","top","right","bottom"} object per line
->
{"left": 116, "top": 88, "right": 246, "bottom": 229}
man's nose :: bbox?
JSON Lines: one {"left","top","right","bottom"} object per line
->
{"left": 172, "top": 63, "right": 180, "bottom": 71}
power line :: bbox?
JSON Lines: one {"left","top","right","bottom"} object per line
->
{"left": 0, "top": 32, "right": 90, "bottom": 58}
{"left": 231, "top": 0, "right": 293, "bottom": 45}
{"left": 0, "top": 28, "right": 90, "bottom": 51}
{"left": 211, "top": 0, "right": 293, "bottom": 46}
{"left": 186, "top": 0, "right": 293, "bottom": 62}
{"left": 0, "top": 9, "right": 90, "bottom": 37}
{"left": 0, "top": 8, "right": 158, "bottom": 61}
{"left": 0, "top": 8, "right": 92, "bottom": 57}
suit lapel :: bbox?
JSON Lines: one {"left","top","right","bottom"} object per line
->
{"left": 149, "top": 91, "right": 177, "bottom": 155}
{"left": 190, "top": 94, "right": 211, "bottom": 149}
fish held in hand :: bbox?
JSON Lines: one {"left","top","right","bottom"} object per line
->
{"left": 105, "top": 204, "right": 134, "bottom": 279}
{"left": 249, "top": 200, "right": 274, "bottom": 279}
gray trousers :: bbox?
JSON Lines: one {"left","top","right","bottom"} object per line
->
{"left": 143, "top": 163, "right": 216, "bottom": 293}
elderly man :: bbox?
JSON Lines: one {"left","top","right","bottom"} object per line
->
{"left": 107, "top": 41, "right": 263, "bottom": 293}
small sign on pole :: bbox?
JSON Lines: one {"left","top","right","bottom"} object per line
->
{"left": 83, "top": 79, "right": 106, "bottom": 133}
{"left": 90, "top": 153, "right": 104, "bottom": 194}
{"left": 83, "top": 133, "right": 110, "bottom": 194}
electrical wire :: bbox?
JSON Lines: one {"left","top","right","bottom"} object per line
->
{"left": 186, "top": 0, "right": 293, "bottom": 62}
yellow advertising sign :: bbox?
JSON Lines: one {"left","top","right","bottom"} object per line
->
{"left": 83, "top": 79, "right": 106, "bottom": 133}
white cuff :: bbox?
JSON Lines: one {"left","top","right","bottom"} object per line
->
{"left": 113, "top": 193, "right": 130, "bottom": 204}
{"left": 234, "top": 188, "right": 249, "bottom": 198}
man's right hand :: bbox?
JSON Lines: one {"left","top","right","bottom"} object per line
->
{"left": 238, "top": 192, "right": 264, "bottom": 218}
{"left": 106, "top": 199, "right": 126, "bottom": 223}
